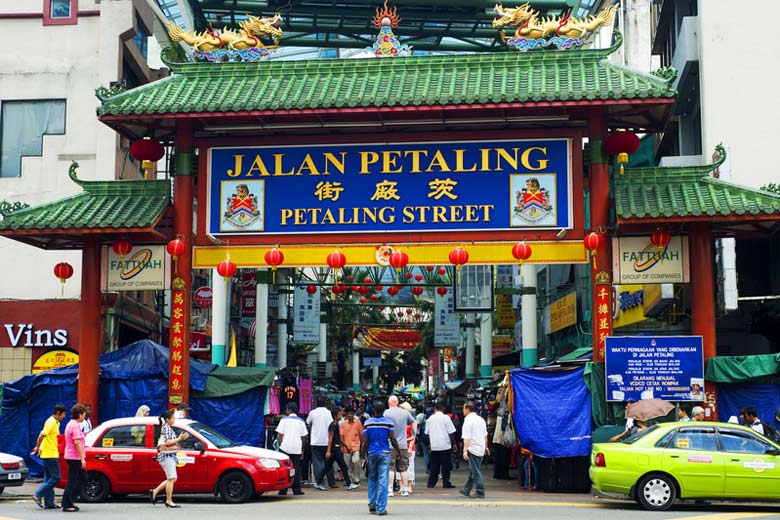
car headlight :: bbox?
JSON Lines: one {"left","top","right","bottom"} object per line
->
{"left": 258, "top": 458, "right": 281, "bottom": 468}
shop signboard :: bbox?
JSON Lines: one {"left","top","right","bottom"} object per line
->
{"left": 495, "top": 294, "right": 515, "bottom": 329}
{"left": 193, "top": 286, "right": 213, "bottom": 308}
{"left": 356, "top": 326, "right": 421, "bottom": 351}
{"left": 548, "top": 291, "right": 577, "bottom": 333}
{"left": 434, "top": 291, "right": 459, "bottom": 347}
{"left": 427, "top": 349, "right": 441, "bottom": 377}
{"left": 612, "top": 284, "right": 645, "bottom": 328}
{"left": 605, "top": 336, "right": 704, "bottom": 402}
{"left": 31, "top": 349, "right": 78, "bottom": 373}
{"left": 492, "top": 335, "right": 512, "bottom": 358}
{"left": 207, "top": 139, "right": 573, "bottom": 236}
{"left": 103, "top": 245, "right": 170, "bottom": 291}
{"left": 241, "top": 271, "right": 257, "bottom": 317}
{"left": 613, "top": 236, "right": 690, "bottom": 284}
{"left": 293, "top": 285, "right": 320, "bottom": 344}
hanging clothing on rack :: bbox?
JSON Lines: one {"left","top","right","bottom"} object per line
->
{"left": 298, "top": 377, "right": 313, "bottom": 414}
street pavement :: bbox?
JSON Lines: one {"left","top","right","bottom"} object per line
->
{"left": 2, "top": 465, "right": 779, "bottom": 519}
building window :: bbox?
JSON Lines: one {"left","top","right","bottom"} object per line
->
{"left": 44, "top": 0, "right": 78, "bottom": 25}
{"left": 1, "top": 100, "right": 66, "bottom": 178}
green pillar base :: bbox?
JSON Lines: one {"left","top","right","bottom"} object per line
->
{"left": 212, "top": 344, "right": 225, "bottom": 366}
{"left": 353, "top": 383, "right": 360, "bottom": 392}
{"left": 522, "top": 348, "right": 538, "bottom": 368}
{"left": 479, "top": 365, "right": 492, "bottom": 378}
{"left": 466, "top": 372, "right": 476, "bottom": 379}
{"left": 255, "top": 362, "right": 266, "bottom": 368}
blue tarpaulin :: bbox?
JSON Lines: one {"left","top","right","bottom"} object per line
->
{"left": 0, "top": 340, "right": 268, "bottom": 477}
{"left": 510, "top": 367, "right": 591, "bottom": 458}
{"left": 716, "top": 383, "right": 780, "bottom": 427}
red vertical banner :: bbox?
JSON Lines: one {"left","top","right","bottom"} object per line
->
{"left": 595, "top": 283, "right": 612, "bottom": 362}
{"left": 169, "top": 287, "right": 186, "bottom": 407}
{"left": 427, "top": 349, "right": 440, "bottom": 377}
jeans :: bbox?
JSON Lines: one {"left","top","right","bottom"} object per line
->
{"left": 316, "top": 449, "right": 352, "bottom": 486}
{"left": 427, "top": 449, "right": 453, "bottom": 487}
{"left": 35, "top": 458, "right": 61, "bottom": 507}
{"left": 419, "top": 440, "right": 430, "bottom": 473}
{"left": 522, "top": 456, "right": 539, "bottom": 489}
{"left": 61, "top": 460, "right": 86, "bottom": 510}
{"left": 311, "top": 445, "right": 335, "bottom": 486}
{"left": 344, "top": 450, "right": 362, "bottom": 484}
{"left": 462, "top": 454, "right": 484, "bottom": 496}
{"left": 367, "top": 452, "right": 390, "bottom": 513}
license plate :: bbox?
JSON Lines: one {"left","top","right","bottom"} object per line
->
{"left": 8, "top": 472, "right": 22, "bottom": 480}
{"left": 289, "top": 468, "right": 295, "bottom": 476}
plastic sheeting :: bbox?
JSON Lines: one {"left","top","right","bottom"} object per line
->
{"left": 706, "top": 354, "right": 780, "bottom": 383}
{"left": 0, "top": 340, "right": 269, "bottom": 477}
{"left": 716, "top": 383, "right": 780, "bottom": 427}
{"left": 510, "top": 367, "right": 591, "bottom": 458}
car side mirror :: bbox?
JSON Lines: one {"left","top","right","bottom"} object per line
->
{"left": 764, "top": 447, "right": 778, "bottom": 456}
{"left": 193, "top": 441, "right": 205, "bottom": 452}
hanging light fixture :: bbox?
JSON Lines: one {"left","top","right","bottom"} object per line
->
{"left": 511, "top": 241, "right": 532, "bottom": 263}
{"left": 264, "top": 247, "right": 284, "bottom": 283}
{"left": 650, "top": 229, "right": 671, "bottom": 255}
{"left": 53, "top": 262, "right": 74, "bottom": 296}
{"left": 112, "top": 238, "right": 132, "bottom": 260}
{"left": 167, "top": 237, "right": 186, "bottom": 272}
{"left": 605, "top": 131, "right": 640, "bottom": 175}
{"left": 583, "top": 232, "right": 604, "bottom": 269}
{"left": 216, "top": 258, "right": 237, "bottom": 281}
{"left": 129, "top": 136, "right": 165, "bottom": 179}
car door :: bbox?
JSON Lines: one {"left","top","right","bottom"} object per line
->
{"left": 660, "top": 426, "right": 724, "bottom": 496}
{"left": 94, "top": 424, "right": 157, "bottom": 493}
{"left": 718, "top": 427, "right": 780, "bottom": 499}
{"left": 169, "top": 426, "right": 210, "bottom": 491}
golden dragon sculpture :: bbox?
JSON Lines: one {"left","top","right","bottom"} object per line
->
{"left": 165, "top": 14, "right": 283, "bottom": 53}
{"left": 493, "top": 3, "right": 618, "bottom": 42}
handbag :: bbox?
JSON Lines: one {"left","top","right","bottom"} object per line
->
{"left": 502, "top": 414, "right": 517, "bottom": 448}
{"left": 492, "top": 416, "right": 505, "bottom": 445}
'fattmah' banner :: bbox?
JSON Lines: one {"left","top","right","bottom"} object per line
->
{"left": 357, "top": 326, "right": 422, "bottom": 351}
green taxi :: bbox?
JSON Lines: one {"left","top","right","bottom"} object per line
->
{"left": 590, "top": 421, "right": 780, "bottom": 510}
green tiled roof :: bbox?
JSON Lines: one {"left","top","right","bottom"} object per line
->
{"left": 98, "top": 33, "right": 675, "bottom": 117}
{"left": 615, "top": 145, "right": 780, "bottom": 220}
{"left": 0, "top": 163, "right": 170, "bottom": 231}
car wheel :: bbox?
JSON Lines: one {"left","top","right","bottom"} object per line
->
{"left": 637, "top": 473, "right": 676, "bottom": 511}
{"left": 82, "top": 472, "right": 111, "bottom": 503}
{"left": 219, "top": 471, "right": 253, "bottom": 503}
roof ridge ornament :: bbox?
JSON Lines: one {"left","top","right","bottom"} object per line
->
{"left": 95, "top": 80, "right": 128, "bottom": 101}
{"left": 0, "top": 200, "right": 31, "bottom": 218}
{"left": 367, "top": 1, "right": 411, "bottom": 57}
{"left": 651, "top": 66, "right": 678, "bottom": 83}
{"left": 164, "top": 14, "right": 284, "bottom": 63}
{"left": 493, "top": 2, "right": 619, "bottom": 51}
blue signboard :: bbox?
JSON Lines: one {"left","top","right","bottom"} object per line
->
{"left": 207, "top": 139, "right": 571, "bottom": 235}
{"left": 605, "top": 336, "right": 704, "bottom": 402}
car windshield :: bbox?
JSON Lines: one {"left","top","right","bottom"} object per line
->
{"left": 188, "top": 422, "right": 236, "bottom": 449}
{"left": 621, "top": 424, "right": 659, "bottom": 444}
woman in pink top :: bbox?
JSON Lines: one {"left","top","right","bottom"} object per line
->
{"left": 61, "top": 403, "right": 88, "bottom": 513}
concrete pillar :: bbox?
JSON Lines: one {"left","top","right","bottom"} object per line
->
{"left": 78, "top": 236, "right": 101, "bottom": 422}
{"left": 521, "top": 264, "right": 538, "bottom": 367}
{"left": 254, "top": 269, "right": 269, "bottom": 367}
{"left": 352, "top": 351, "right": 361, "bottom": 392}
{"left": 479, "top": 313, "right": 492, "bottom": 378}
{"left": 372, "top": 365, "right": 379, "bottom": 393}
{"left": 620, "top": 0, "right": 652, "bottom": 72}
{"left": 319, "top": 319, "right": 327, "bottom": 383}
{"left": 465, "top": 313, "right": 475, "bottom": 379}
{"left": 277, "top": 270, "right": 288, "bottom": 368}
{"left": 211, "top": 268, "right": 227, "bottom": 366}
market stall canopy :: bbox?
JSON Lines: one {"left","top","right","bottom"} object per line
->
{"left": 705, "top": 353, "right": 780, "bottom": 383}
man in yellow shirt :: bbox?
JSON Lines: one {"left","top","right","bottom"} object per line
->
{"left": 31, "top": 404, "right": 67, "bottom": 509}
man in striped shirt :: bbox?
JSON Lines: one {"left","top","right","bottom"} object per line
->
{"left": 361, "top": 401, "right": 399, "bottom": 516}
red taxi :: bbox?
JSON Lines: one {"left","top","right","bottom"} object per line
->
{"left": 59, "top": 417, "right": 292, "bottom": 503}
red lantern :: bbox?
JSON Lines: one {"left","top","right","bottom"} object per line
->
{"left": 375, "top": 285, "right": 383, "bottom": 291}
{"left": 388, "top": 250, "right": 409, "bottom": 270}
{"left": 387, "top": 286, "right": 399, "bottom": 296}
{"left": 53, "top": 262, "right": 74, "bottom": 296}
{"left": 360, "top": 297, "right": 367, "bottom": 304}
{"left": 370, "top": 294, "right": 378, "bottom": 301}
{"left": 379, "top": 306, "right": 385, "bottom": 311}
{"left": 364, "top": 277, "right": 372, "bottom": 284}
{"left": 112, "top": 238, "right": 132, "bottom": 259}
{"left": 605, "top": 131, "right": 640, "bottom": 175}
{"left": 167, "top": 237, "right": 186, "bottom": 272}
{"left": 327, "top": 250, "right": 347, "bottom": 283}
{"left": 264, "top": 247, "right": 284, "bottom": 283}
{"left": 352, "top": 285, "right": 361, "bottom": 292}
{"left": 129, "top": 136, "right": 165, "bottom": 178}
{"left": 360, "top": 286, "right": 370, "bottom": 295}
{"left": 511, "top": 241, "right": 532, "bottom": 263}
{"left": 332, "top": 285, "right": 342, "bottom": 295}
{"left": 411, "top": 286, "right": 423, "bottom": 296}
{"left": 583, "top": 232, "right": 604, "bottom": 269}
{"left": 425, "top": 265, "right": 434, "bottom": 272}
{"left": 217, "top": 259, "right": 237, "bottom": 280}
{"left": 414, "top": 313, "right": 421, "bottom": 319}
{"left": 306, "top": 285, "right": 318, "bottom": 295}
{"left": 438, "top": 267, "right": 447, "bottom": 275}
{"left": 436, "top": 286, "right": 448, "bottom": 296}
{"left": 650, "top": 229, "right": 671, "bottom": 253}
{"left": 396, "top": 311, "right": 404, "bottom": 318}
{"left": 414, "top": 274, "right": 423, "bottom": 281}
{"left": 406, "top": 308, "right": 413, "bottom": 315}
{"left": 449, "top": 247, "right": 469, "bottom": 268}
{"left": 405, "top": 272, "right": 413, "bottom": 279}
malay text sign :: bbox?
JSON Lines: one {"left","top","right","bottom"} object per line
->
{"left": 208, "top": 139, "right": 572, "bottom": 235}
{"left": 605, "top": 336, "right": 704, "bottom": 402}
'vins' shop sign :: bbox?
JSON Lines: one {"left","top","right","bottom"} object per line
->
{"left": 3, "top": 324, "right": 68, "bottom": 347}
{"left": 207, "top": 139, "right": 573, "bottom": 235}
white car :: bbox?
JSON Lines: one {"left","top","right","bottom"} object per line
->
{"left": 0, "top": 451, "right": 28, "bottom": 495}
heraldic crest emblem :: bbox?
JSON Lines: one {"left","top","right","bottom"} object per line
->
{"left": 224, "top": 183, "right": 260, "bottom": 228}
{"left": 514, "top": 177, "right": 552, "bottom": 223}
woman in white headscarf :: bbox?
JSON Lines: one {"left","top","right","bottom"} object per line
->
{"left": 132, "top": 405, "right": 151, "bottom": 445}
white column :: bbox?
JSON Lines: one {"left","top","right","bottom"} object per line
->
{"left": 521, "top": 264, "right": 538, "bottom": 367}
{"left": 465, "top": 313, "right": 475, "bottom": 379}
{"left": 352, "top": 351, "right": 360, "bottom": 392}
{"left": 372, "top": 365, "right": 379, "bottom": 392}
{"left": 479, "top": 312, "right": 492, "bottom": 378}
{"left": 211, "top": 269, "right": 228, "bottom": 365}
{"left": 318, "top": 322, "right": 327, "bottom": 363}
{"left": 277, "top": 270, "right": 288, "bottom": 368}
{"left": 254, "top": 269, "right": 269, "bottom": 367}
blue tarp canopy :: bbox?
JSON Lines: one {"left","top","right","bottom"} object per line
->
{"left": 0, "top": 340, "right": 268, "bottom": 477}
{"left": 510, "top": 367, "right": 591, "bottom": 458}
{"left": 717, "top": 383, "right": 780, "bottom": 427}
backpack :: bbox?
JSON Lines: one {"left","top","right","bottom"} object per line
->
{"left": 760, "top": 422, "right": 780, "bottom": 443}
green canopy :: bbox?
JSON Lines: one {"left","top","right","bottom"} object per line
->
{"left": 705, "top": 354, "right": 780, "bottom": 383}
{"left": 194, "top": 366, "right": 276, "bottom": 398}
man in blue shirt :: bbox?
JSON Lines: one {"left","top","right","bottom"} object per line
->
{"left": 361, "top": 401, "right": 400, "bottom": 516}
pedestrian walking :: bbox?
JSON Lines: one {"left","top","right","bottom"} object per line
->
{"left": 361, "top": 401, "right": 400, "bottom": 516}
{"left": 425, "top": 401, "right": 456, "bottom": 489}
{"left": 307, "top": 397, "right": 336, "bottom": 487}
{"left": 313, "top": 407, "right": 360, "bottom": 491}
{"left": 31, "top": 403, "right": 67, "bottom": 510}
{"left": 339, "top": 406, "right": 364, "bottom": 485}
{"left": 61, "top": 403, "right": 89, "bottom": 513}
{"left": 459, "top": 401, "right": 488, "bottom": 499}
{"left": 277, "top": 402, "right": 308, "bottom": 496}
{"left": 384, "top": 396, "right": 415, "bottom": 497}
{"left": 415, "top": 404, "right": 430, "bottom": 474}
{"left": 174, "top": 402, "right": 191, "bottom": 419}
{"left": 150, "top": 409, "right": 189, "bottom": 508}
{"left": 80, "top": 404, "right": 93, "bottom": 434}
